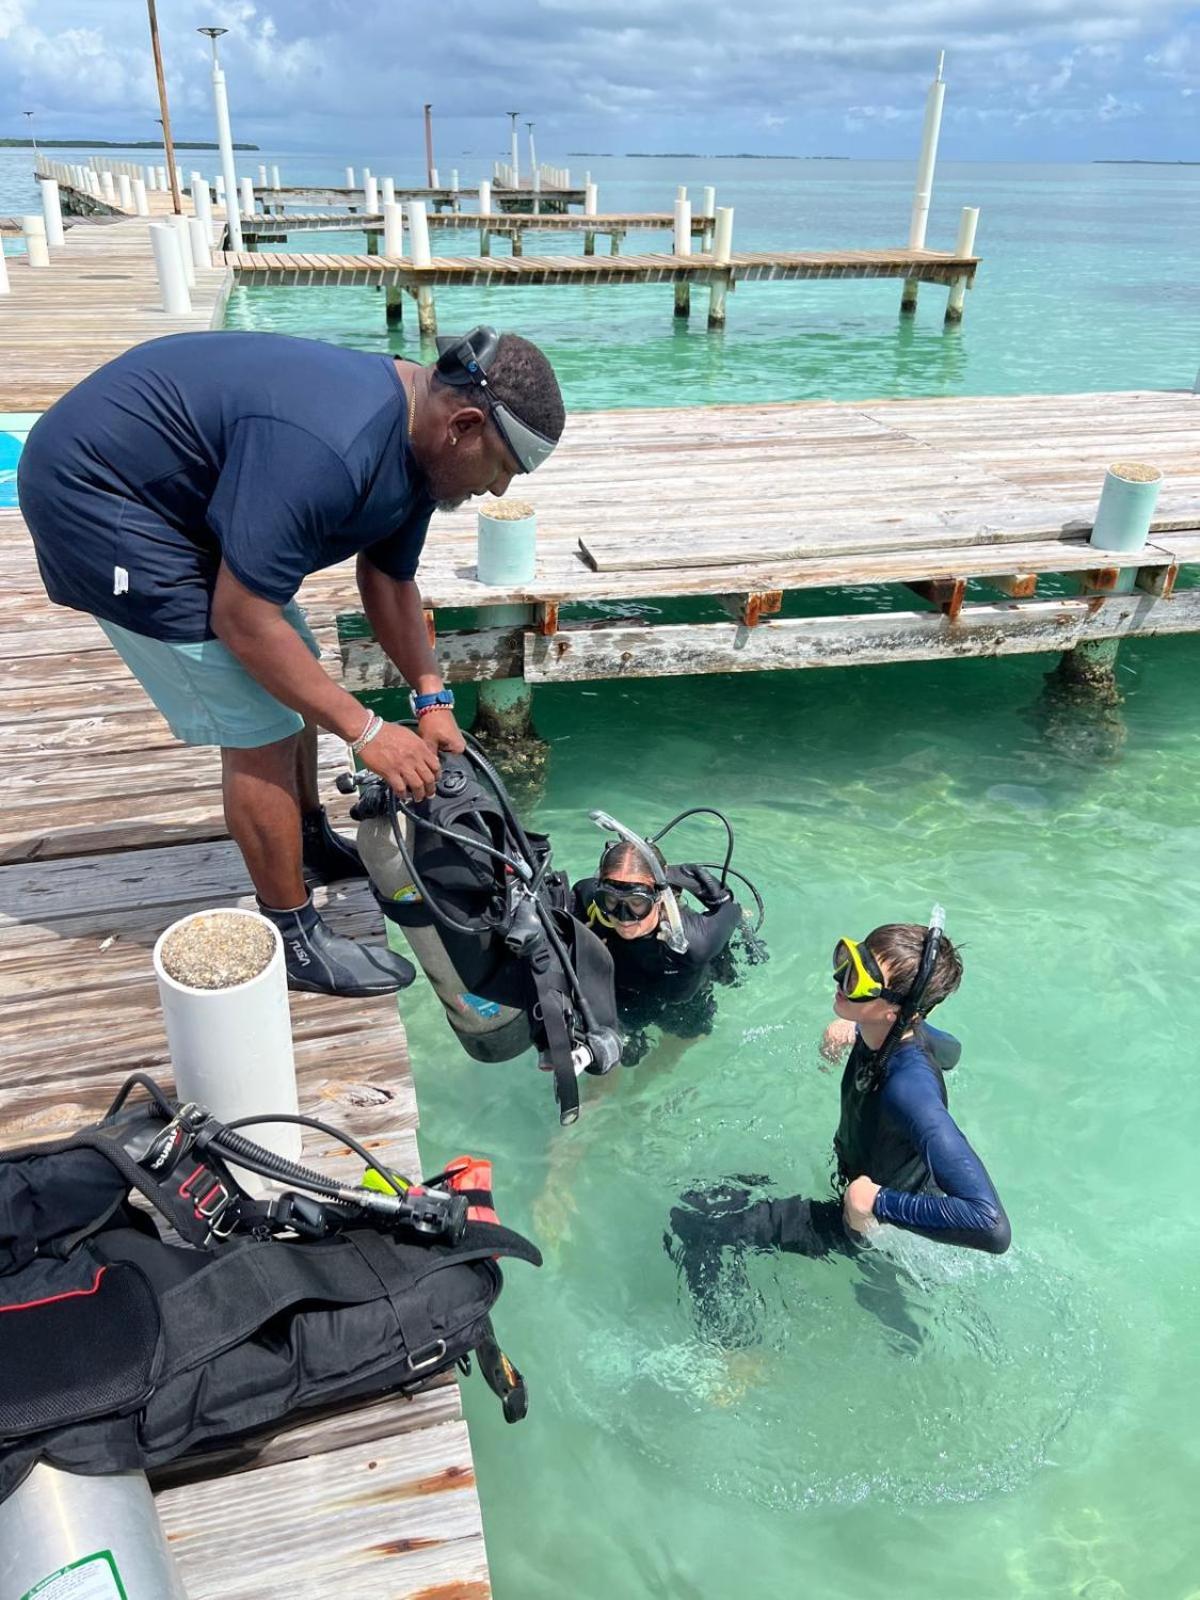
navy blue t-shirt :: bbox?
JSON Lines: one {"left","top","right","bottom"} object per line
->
{"left": 18, "top": 332, "right": 433, "bottom": 641}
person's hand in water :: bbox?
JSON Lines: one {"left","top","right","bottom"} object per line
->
{"left": 820, "top": 1018, "right": 858, "bottom": 1062}
{"left": 843, "top": 1175, "right": 881, "bottom": 1238}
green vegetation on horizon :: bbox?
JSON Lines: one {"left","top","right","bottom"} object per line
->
{"left": 1, "top": 138, "right": 259, "bottom": 150}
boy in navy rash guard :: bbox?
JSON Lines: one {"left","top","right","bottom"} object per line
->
{"left": 667, "top": 922, "right": 1009, "bottom": 1334}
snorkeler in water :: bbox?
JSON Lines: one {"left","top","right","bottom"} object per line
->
{"left": 667, "top": 911, "right": 1009, "bottom": 1338}
{"left": 573, "top": 809, "right": 764, "bottom": 1065}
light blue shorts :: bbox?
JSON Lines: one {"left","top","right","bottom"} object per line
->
{"left": 97, "top": 601, "right": 323, "bottom": 748}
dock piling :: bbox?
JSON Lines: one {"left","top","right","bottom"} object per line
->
{"left": 673, "top": 197, "right": 692, "bottom": 319}
{"left": 39, "top": 179, "right": 65, "bottom": 248}
{"left": 271, "top": 163, "right": 281, "bottom": 189}
{"left": 22, "top": 215, "right": 50, "bottom": 269}
{"left": 708, "top": 207, "right": 734, "bottom": 326}
{"left": 364, "top": 173, "right": 379, "bottom": 212}
{"left": 901, "top": 49, "right": 946, "bottom": 316}
{"left": 204, "top": 31, "right": 244, "bottom": 252}
{"left": 345, "top": 166, "right": 356, "bottom": 188}
{"left": 150, "top": 221, "right": 191, "bottom": 313}
{"left": 169, "top": 215, "right": 196, "bottom": 289}
{"left": 192, "top": 176, "right": 214, "bottom": 244}
{"left": 186, "top": 216, "right": 210, "bottom": 273}
{"left": 945, "top": 206, "right": 979, "bottom": 323}
{"left": 406, "top": 201, "right": 437, "bottom": 336}
{"left": 118, "top": 173, "right": 134, "bottom": 211}
{"left": 133, "top": 177, "right": 150, "bottom": 216}
{"left": 381, "top": 176, "right": 395, "bottom": 206}
{"left": 239, "top": 177, "right": 255, "bottom": 218}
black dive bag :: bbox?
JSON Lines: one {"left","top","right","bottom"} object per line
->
{"left": 0, "top": 1077, "right": 540, "bottom": 1504}
{"left": 349, "top": 741, "right": 622, "bottom": 1124}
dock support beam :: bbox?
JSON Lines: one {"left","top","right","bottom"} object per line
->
{"left": 674, "top": 281, "right": 691, "bottom": 319}
{"left": 416, "top": 287, "right": 437, "bottom": 337}
{"left": 584, "top": 231, "right": 596, "bottom": 256}
{"left": 673, "top": 197, "right": 692, "bottom": 319}
{"left": 470, "top": 605, "right": 547, "bottom": 790}
{"left": 385, "top": 286, "right": 403, "bottom": 325}
{"left": 945, "top": 206, "right": 979, "bottom": 325}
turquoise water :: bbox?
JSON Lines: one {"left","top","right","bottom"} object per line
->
{"left": 5, "top": 145, "right": 1200, "bottom": 1596}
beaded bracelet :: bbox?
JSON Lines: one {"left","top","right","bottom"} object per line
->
{"left": 349, "top": 711, "right": 384, "bottom": 754}
{"left": 415, "top": 701, "right": 448, "bottom": 719}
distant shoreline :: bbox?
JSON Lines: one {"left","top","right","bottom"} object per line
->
{"left": 1093, "top": 158, "right": 1199, "bottom": 165}
{"left": 0, "top": 138, "right": 260, "bottom": 150}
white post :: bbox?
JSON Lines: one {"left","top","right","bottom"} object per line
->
{"left": 192, "top": 176, "right": 214, "bottom": 243}
{"left": 170, "top": 215, "right": 196, "bottom": 288}
{"left": 39, "top": 179, "right": 65, "bottom": 248}
{"left": 406, "top": 200, "right": 432, "bottom": 265}
{"left": 450, "top": 168, "right": 459, "bottom": 191}
{"left": 118, "top": 173, "right": 134, "bottom": 211}
{"left": 510, "top": 122, "right": 519, "bottom": 183}
{"left": 187, "top": 215, "right": 211, "bottom": 273}
{"left": 270, "top": 163, "right": 281, "bottom": 189}
{"left": 133, "top": 177, "right": 150, "bottom": 216}
{"left": 709, "top": 206, "right": 734, "bottom": 326}
{"left": 479, "top": 179, "right": 492, "bottom": 215}
{"left": 944, "top": 205, "right": 979, "bottom": 323}
{"left": 528, "top": 127, "right": 537, "bottom": 178}
{"left": 382, "top": 175, "right": 395, "bottom": 206}
{"left": 22, "top": 215, "right": 49, "bottom": 268}
{"left": 674, "top": 198, "right": 692, "bottom": 256}
{"left": 210, "top": 50, "right": 244, "bottom": 252}
{"left": 101, "top": 171, "right": 116, "bottom": 205}
{"left": 0, "top": 244, "right": 9, "bottom": 296}
{"left": 585, "top": 181, "right": 598, "bottom": 216}
{"left": 430, "top": 166, "right": 440, "bottom": 189}
{"left": 257, "top": 163, "right": 267, "bottom": 185}
{"left": 563, "top": 167, "right": 571, "bottom": 187}
{"left": 150, "top": 222, "right": 191, "bottom": 313}
{"left": 676, "top": 184, "right": 688, "bottom": 202}
{"left": 214, "top": 174, "right": 225, "bottom": 199}
{"left": 713, "top": 206, "right": 734, "bottom": 263}
{"left": 175, "top": 164, "right": 185, "bottom": 194}
{"left": 156, "top": 166, "right": 168, "bottom": 190}
{"left": 903, "top": 50, "right": 947, "bottom": 314}
{"left": 345, "top": 165, "right": 356, "bottom": 189}
{"left": 364, "top": 173, "right": 379, "bottom": 211}
{"left": 145, "top": 163, "right": 157, "bottom": 190}
{"left": 532, "top": 166, "right": 540, "bottom": 216}
{"left": 702, "top": 185, "right": 716, "bottom": 219}
{"left": 240, "top": 177, "right": 255, "bottom": 218}
{"left": 363, "top": 166, "right": 372, "bottom": 181}
{"left": 383, "top": 201, "right": 405, "bottom": 256}
{"left": 908, "top": 51, "right": 947, "bottom": 248}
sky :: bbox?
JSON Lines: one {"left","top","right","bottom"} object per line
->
{"left": 0, "top": 0, "right": 1197, "bottom": 162}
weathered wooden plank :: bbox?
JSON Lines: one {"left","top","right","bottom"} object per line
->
{"left": 524, "top": 586, "right": 1200, "bottom": 682}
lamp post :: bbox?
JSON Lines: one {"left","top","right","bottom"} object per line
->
{"left": 146, "top": 0, "right": 183, "bottom": 213}
{"left": 198, "top": 27, "right": 243, "bottom": 251}
{"left": 423, "top": 103, "right": 435, "bottom": 188}
{"left": 23, "top": 111, "right": 38, "bottom": 152}
{"left": 506, "top": 110, "right": 520, "bottom": 184}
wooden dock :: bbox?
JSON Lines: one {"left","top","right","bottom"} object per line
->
{"left": 0, "top": 200, "right": 496, "bottom": 1597}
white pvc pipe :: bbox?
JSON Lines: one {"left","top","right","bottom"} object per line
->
{"left": 345, "top": 165, "right": 356, "bottom": 188}
{"left": 406, "top": 199, "right": 432, "bottom": 265}
{"left": 257, "top": 163, "right": 267, "bottom": 186}
{"left": 0, "top": 244, "right": 9, "bottom": 296}
{"left": 39, "top": 179, "right": 64, "bottom": 248}
{"left": 271, "top": 163, "right": 281, "bottom": 188}
{"left": 676, "top": 184, "right": 688, "bottom": 203}
{"left": 153, "top": 910, "right": 300, "bottom": 1162}
{"left": 702, "top": 185, "right": 716, "bottom": 219}
{"left": 211, "top": 57, "right": 243, "bottom": 252}
{"left": 945, "top": 205, "right": 980, "bottom": 320}
{"left": 364, "top": 173, "right": 378, "bottom": 211}
{"left": 450, "top": 168, "right": 459, "bottom": 191}
{"left": 156, "top": 166, "right": 168, "bottom": 191}
{"left": 133, "top": 177, "right": 149, "bottom": 216}
{"left": 146, "top": 164, "right": 157, "bottom": 190}
{"left": 674, "top": 198, "right": 692, "bottom": 256}
{"left": 240, "top": 176, "right": 255, "bottom": 218}
{"left": 363, "top": 166, "right": 372, "bottom": 180}
{"left": 187, "top": 215, "right": 211, "bottom": 273}
{"left": 383, "top": 201, "right": 404, "bottom": 256}
{"left": 908, "top": 50, "right": 947, "bottom": 250}
{"left": 214, "top": 174, "right": 225, "bottom": 198}
{"left": 510, "top": 123, "right": 519, "bottom": 183}
{"left": 381, "top": 175, "right": 395, "bottom": 205}
{"left": 479, "top": 179, "right": 492, "bottom": 215}
{"left": 192, "top": 177, "right": 214, "bottom": 243}
{"left": 713, "top": 206, "right": 734, "bottom": 264}
{"left": 170, "top": 214, "right": 195, "bottom": 288}
{"left": 430, "top": 166, "right": 440, "bottom": 189}
{"left": 175, "top": 164, "right": 185, "bottom": 194}
{"left": 584, "top": 181, "right": 597, "bottom": 216}
{"left": 101, "top": 172, "right": 116, "bottom": 205}
{"left": 149, "top": 222, "right": 191, "bottom": 313}
{"left": 118, "top": 173, "right": 134, "bottom": 211}
{"left": 22, "top": 215, "right": 49, "bottom": 268}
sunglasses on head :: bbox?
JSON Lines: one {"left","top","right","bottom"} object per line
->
{"left": 597, "top": 879, "right": 663, "bottom": 923}
{"left": 832, "top": 937, "right": 907, "bottom": 1004}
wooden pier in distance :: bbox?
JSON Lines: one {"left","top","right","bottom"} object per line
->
{"left": 241, "top": 209, "right": 715, "bottom": 257}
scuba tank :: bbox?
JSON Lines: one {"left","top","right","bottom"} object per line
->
{"left": 345, "top": 737, "right": 621, "bottom": 1125}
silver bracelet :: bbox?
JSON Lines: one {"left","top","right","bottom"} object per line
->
{"left": 348, "top": 711, "right": 384, "bottom": 755}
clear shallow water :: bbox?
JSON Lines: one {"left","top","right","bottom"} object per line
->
{"left": 5, "top": 144, "right": 1200, "bottom": 1596}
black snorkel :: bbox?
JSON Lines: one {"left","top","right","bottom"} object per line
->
{"left": 854, "top": 904, "right": 946, "bottom": 1092}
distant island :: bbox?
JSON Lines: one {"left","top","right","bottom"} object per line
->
{"left": 624, "top": 151, "right": 848, "bottom": 160}
{"left": 1094, "top": 158, "right": 1199, "bottom": 165}
{"left": 1, "top": 137, "right": 259, "bottom": 150}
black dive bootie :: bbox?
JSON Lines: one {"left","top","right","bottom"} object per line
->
{"left": 301, "top": 805, "right": 368, "bottom": 884}
{"left": 259, "top": 894, "right": 416, "bottom": 997}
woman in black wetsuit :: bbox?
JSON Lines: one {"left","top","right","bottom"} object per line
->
{"left": 572, "top": 840, "right": 744, "bottom": 1064}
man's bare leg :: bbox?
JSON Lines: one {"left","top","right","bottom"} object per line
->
{"left": 222, "top": 734, "right": 306, "bottom": 908}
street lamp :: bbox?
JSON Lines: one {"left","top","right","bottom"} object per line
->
{"left": 506, "top": 110, "right": 520, "bottom": 183}
{"left": 198, "top": 27, "right": 243, "bottom": 251}
{"left": 423, "top": 103, "right": 435, "bottom": 188}
{"left": 23, "top": 111, "right": 37, "bottom": 152}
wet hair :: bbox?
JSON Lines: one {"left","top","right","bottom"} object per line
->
{"left": 436, "top": 333, "right": 565, "bottom": 444}
{"left": 599, "top": 839, "right": 665, "bottom": 882}
{"left": 864, "top": 923, "right": 963, "bottom": 1014}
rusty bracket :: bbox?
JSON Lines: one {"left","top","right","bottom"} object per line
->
{"left": 1079, "top": 566, "right": 1123, "bottom": 593}
{"left": 906, "top": 577, "right": 967, "bottom": 621}
{"left": 536, "top": 601, "right": 559, "bottom": 636}
{"left": 718, "top": 590, "right": 783, "bottom": 628}
{"left": 1135, "top": 563, "right": 1178, "bottom": 599}
{"left": 985, "top": 572, "right": 1038, "bottom": 600}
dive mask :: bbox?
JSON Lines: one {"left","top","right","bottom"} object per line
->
{"left": 434, "top": 327, "right": 558, "bottom": 474}
{"left": 596, "top": 879, "right": 662, "bottom": 924}
{"left": 832, "top": 937, "right": 907, "bottom": 1004}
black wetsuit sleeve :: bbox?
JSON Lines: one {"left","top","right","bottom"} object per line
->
{"left": 873, "top": 1068, "right": 1011, "bottom": 1254}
